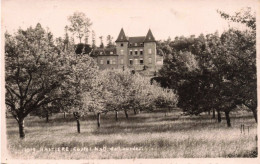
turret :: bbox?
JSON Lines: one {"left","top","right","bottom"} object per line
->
{"left": 115, "top": 28, "right": 129, "bottom": 68}
{"left": 143, "top": 29, "right": 156, "bottom": 71}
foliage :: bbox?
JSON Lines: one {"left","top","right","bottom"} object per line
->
{"left": 68, "top": 12, "right": 92, "bottom": 43}
{"left": 106, "top": 35, "right": 115, "bottom": 48}
{"left": 5, "top": 24, "right": 70, "bottom": 137}
{"left": 157, "top": 8, "right": 256, "bottom": 125}
{"left": 75, "top": 43, "right": 92, "bottom": 54}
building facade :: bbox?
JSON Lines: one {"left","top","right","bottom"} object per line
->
{"left": 91, "top": 28, "right": 163, "bottom": 74}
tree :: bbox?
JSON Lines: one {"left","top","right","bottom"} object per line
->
{"left": 99, "top": 36, "right": 104, "bottom": 48}
{"left": 217, "top": 7, "right": 256, "bottom": 123}
{"left": 83, "top": 70, "right": 112, "bottom": 127}
{"left": 63, "top": 53, "right": 99, "bottom": 132}
{"left": 106, "top": 35, "right": 115, "bottom": 48}
{"left": 67, "top": 12, "right": 92, "bottom": 43}
{"left": 157, "top": 7, "right": 256, "bottom": 127}
{"left": 5, "top": 24, "right": 68, "bottom": 138}
{"left": 75, "top": 43, "right": 92, "bottom": 54}
{"left": 31, "top": 103, "right": 60, "bottom": 123}
{"left": 92, "top": 30, "right": 96, "bottom": 49}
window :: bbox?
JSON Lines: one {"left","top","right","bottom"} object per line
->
{"left": 100, "top": 52, "right": 103, "bottom": 55}
{"left": 130, "top": 50, "right": 133, "bottom": 55}
{"left": 110, "top": 51, "right": 113, "bottom": 55}
{"left": 149, "top": 57, "right": 152, "bottom": 64}
{"left": 110, "top": 59, "right": 113, "bottom": 64}
{"left": 121, "top": 50, "right": 124, "bottom": 55}
{"left": 107, "top": 60, "right": 110, "bottom": 64}
{"left": 140, "top": 58, "right": 143, "bottom": 64}
{"left": 129, "top": 43, "right": 132, "bottom": 47}
{"left": 140, "top": 43, "right": 143, "bottom": 46}
{"left": 135, "top": 59, "right": 138, "bottom": 65}
{"left": 121, "top": 59, "right": 124, "bottom": 64}
{"left": 148, "top": 49, "right": 152, "bottom": 54}
{"left": 135, "top": 50, "right": 138, "bottom": 55}
{"left": 140, "top": 49, "right": 143, "bottom": 55}
{"left": 121, "top": 43, "right": 124, "bottom": 47}
{"left": 135, "top": 43, "right": 137, "bottom": 46}
{"left": 129, "top": 59, "right": 133, "bottom": 65}
{"left": 100, "top": 59, "right": 103, "bottom": 64}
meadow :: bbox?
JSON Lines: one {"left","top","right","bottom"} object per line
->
{"left": 5, "top": 109, "right": 257, "bottom": 159}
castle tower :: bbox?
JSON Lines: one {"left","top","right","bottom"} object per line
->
{"left": 115, "top": 28, "right": 128, "bottom": 69}
{"left": 143, "top": 29, "right": 156, "bottom": 71}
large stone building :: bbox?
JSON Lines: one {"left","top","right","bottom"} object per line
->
{"left": 91, "top": 28, "right": 163, "bottom": 74}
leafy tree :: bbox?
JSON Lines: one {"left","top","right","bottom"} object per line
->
{"left": 67, "top": 12, "right": 92, "bottom": 43}
{"left": 83, "top": 70, "right": 112, "bottom": 127}
{"left": 158, "top": 7, "right": 256, "bottom": 127}
{"left": 5, "top": 24, "right": 68, "bottom": 138}
{"left": 63, "top": 53, "right": 99, "bottom": 132}
{"left": 75, "top": 43, "right": 92, "bottom": 54}
{"left": 217, "top": 7, "right": 256, "bottom": 123}
{"left": 217, "top": 7, "right": 256, "bottom": 30}
{"left": 106, "top": 35, "right": 115, "bottom": 48}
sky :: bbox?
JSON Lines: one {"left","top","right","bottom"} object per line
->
{"left": 1, "top": 0, "right": 257, "bottom": 45}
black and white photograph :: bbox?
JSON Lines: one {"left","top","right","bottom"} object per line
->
{"left": 1, "top": 0, "right": 258, "bottom": 163}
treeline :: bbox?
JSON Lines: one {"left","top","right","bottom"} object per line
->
{"left": 154, "top": 7, "right": 256, "bottom": 127}
{"left": 5, "top": 23, "right": 177, "bottom": 138}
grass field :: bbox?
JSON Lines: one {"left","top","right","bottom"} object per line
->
{"left": 5, "top": 109, "right": 257, "bottom": 159}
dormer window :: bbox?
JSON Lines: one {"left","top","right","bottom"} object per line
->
{"left": 135, "top": 43, "right": 137, "bottom": 46}
{"left": 100, "top": 52, "right": 103, "bottom": 55}
{"left": 149, "top": 37, "right": 151, "bottom": 40}
{"left": 121, "top": 36, "right": 123, "bottom": 39}
{"left": 110, "top": 52, "right": 113, "bottom": 55}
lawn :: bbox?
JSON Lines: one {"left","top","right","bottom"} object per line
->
{"left": 4, "top": 109, "right": 257, "bottom": 159}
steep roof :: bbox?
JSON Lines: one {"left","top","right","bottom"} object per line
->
{"left": 115, "top": 28, "right": 128, "bottom": 42}
{"left": 128, "top": 36, "right": 145, "bottom": 47}
{"left": 144, "top": 29, "right": 156, "bottom": 42}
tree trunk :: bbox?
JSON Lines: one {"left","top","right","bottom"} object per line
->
{"left": 73, "top": 112, "right": 80, "bottom": 133}
{"left": 46, "top": 111, "right": 49, "bottom": 123}
{"left": 217, "top": 110, "right": 221, "bottom": 123}
{"left": 77, "top": 119, "right": 80, "bottom": 133}
{"left": 18, "top": 118, "right": 25, "bottom": 139}
{"left": 251, "top": 108, "right": 257, "bottom": 123}
{"left": 212, "top": 109, "right": 215, "bottom": 119}
{"left": 97, "top": 113, "right": 101, "bottom": 127}
{"left": 225, "top": 111, "right": 231, "bottom": 127}
{"left": 63, "top": 112, "right": 66, "bottom": 119}
{"left": 124, "top": 110, "right": 128, "bottom": 119}
{"left": 115, "top": 111, "right": 118, "bottom": 121}
{"left": 134, "top": 109, "right": 137, "bottom": 115}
